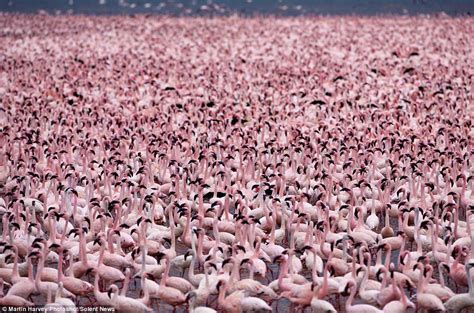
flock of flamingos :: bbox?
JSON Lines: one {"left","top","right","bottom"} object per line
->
{"left": 0, "top": 13, "right": 473, "bottom": 313}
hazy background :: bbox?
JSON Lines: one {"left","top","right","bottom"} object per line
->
{"left": 1, "top": 0, "right": 474, "bottom": 16}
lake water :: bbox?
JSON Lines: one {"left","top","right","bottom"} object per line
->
{"left": 1, "top": 0, "right": 473, "bottom": 16}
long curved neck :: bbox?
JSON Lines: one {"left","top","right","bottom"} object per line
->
{"left": 47, "top": 283, "right": 53, "bottom": 303}
{"left": 2, "top": 217, "right": 8, "bottom": 244}
{"left": 375, "top": 248, "right": 382, "bottom": 266}
{"left": 141, "top": 275, "right": 150, "bottom": 305}
{"left": 385, "top": 208, "right": 390, "bottom": 228}
{"left": 111, "top": 288, "right": 119, "bottom": 303}
{"left": 453, "top": 209, "right": 460, "bottom": 239}
{"left": 380, "top": 269, "right": 388, "bottom": 289}
{"left": 446, "top": 239, "right": 453, "bottom": 267}
{"left": 46, "top": 216, "right": 55, "bottom": 244}
{"left": 197, "top": 232, "right": 204, "bottom": 261}
{"left": 402, "top": 213, "right": 409, "bottom": 230}
{"left": 188, "top": 254, "right": 198, "bottom": 282}
{"left": 438, "top": 264, "right": 447, "bottom": 288}
{"left": 346, "top": 285, "right": 356, "bottom": 311}
{"left": 415, "top": 229, "right": 422, "bottom": 254}
{"left": 161, "top": 258, "right": 171, "bottom": 287}
{"left": 384, "top": 246, "right": 392, "bottom": 269}
{"left": 417, "top": 264, "right": 425, "bottom": 292}
{"left": 217, "top": 283, "right": 227, "bottom": 306}
{"left": 453, "top": 250, "right": 461, "bottom": 268}
{"left": 212, "top": 219, "right": 220, "bottom": 246}
{"left": 204, "top": 268, "right": 210, "bottom": 288}
{"left": 342, "top": 237, "right": 348, "bottom": 263}
{"left": 288, "top": 250, "right": 295, "bottom": 275}
{"left": 359, "top": 267, "right": 368, "bottom": 293}
{"left": 58, "top": 251, "right": 64, "bottom": 281}
{"left": 197, "top": 188, "right": 204, "bottom": 217}
{"left": 223, "top": 194, "right": 231, "bottom": 221}
{"left": 229, "top": 259, "right": 240, "bottom": 283}
{"left": 317, "top": 264, "right": 329, "bottom": 298}
{"left": 169, "top": 214, "right": 176, "bottom": 253}
{"left": 182, "top": 215, "right": 191, "bottom": 242}
{"left": 277, "top": 259, "right": 289, "bottom": 291}
{"left": 98, "top": 244, "right": 105, "bottom": 266}
{"left": 120, "top": 271, "right": 130, "bottom": 296}
{"left": 115, "top": 234, "right": 124, "bottom": 256}
{"left": 80, "top": 230, "right": 88, "bottom": 265}
{"left": 279, "top": 204, "right": 286, "bottom": 232}
{"left": 347, "top": 209, "right": 354, "bottom": 234}
{"left": 425, "top": 268, "right": 434, "bottom": 285}
{"left": 399, "top": 235, "right": 406, "bottom": 258}
{"left": 107, "top": 231, "right": 115, "bottom": 254}
{"left": 269, "top": 212, "right": 276, "bottom": 244}
{"left": 12, "top": 249, "right": 19, "bottom": 279}
{"left": 35, "top": 255, "right": 45, "bottom": 287}
{"left": 310, "top": 250, "right": 319, "bottom": 281}
{"left": 23, "top": 253, "right": 32, "bottom": 283}
{"left": 189, "top": 298, "right": 196, "bottom": 313}
{"left": 247, "top": 262, "right": 255, "bottom": 280}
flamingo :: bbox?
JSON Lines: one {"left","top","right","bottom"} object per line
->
{"left": 217, "top": 280, "right": 272, "bottom": 312}
{"left": 0, "top": 13, "right": 472, "bottom": 313}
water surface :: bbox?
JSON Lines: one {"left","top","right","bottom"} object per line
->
{"left": 1, "top": 0, "right": 474, "bottom": 16}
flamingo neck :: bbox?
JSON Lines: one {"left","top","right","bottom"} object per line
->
{"left": 182, "top": 214, "right": 190, "bottom": 243}
{"left": 346, "top": 284, "right": 356, "bottom": 311}
{"left": 160, "top": 258, "right": 170, "bottom": 287}
{"left": 384, "top": 246, "right": 392, "bottom": 269}
{"left": 12, "top": 249, "right": 19, "bottom": 279}
{"left": 58, "top": 251, "right": 64, "bottom": 281}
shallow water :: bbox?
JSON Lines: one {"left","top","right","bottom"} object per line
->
{"left": 1, "top": 0, "right": 474, "bottom": 16}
